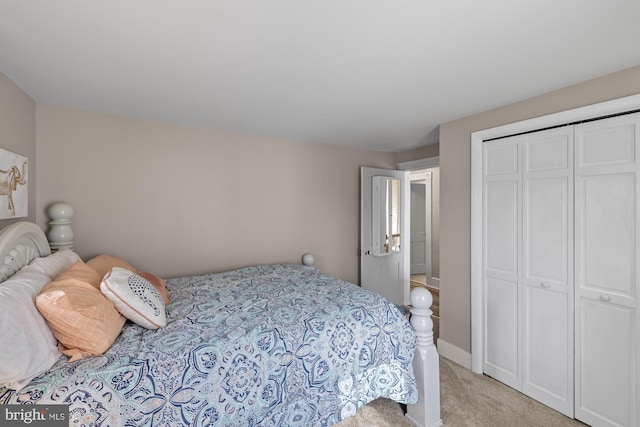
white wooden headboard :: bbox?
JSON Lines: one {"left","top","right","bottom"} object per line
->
{"left": 0, "top": 222, "right": 51, "bottom": 281}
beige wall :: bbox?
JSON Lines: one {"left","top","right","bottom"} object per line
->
{"left": 0, "top": 72, "right": 36, "bottom": 227}
{"left": 35, "top": 104, "right": 396, "bottom": 282}
{"left": 439, "top": 65, "right": 640, "bottom": 353}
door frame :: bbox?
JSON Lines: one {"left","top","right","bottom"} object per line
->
{"left": 400, "top": 156, "right": 441, "bottom": 288}
{"left": 410, "top": 171, "right": 431, "bottom": 277}
{"left": 470, "top": 93, "right": 640, "bottom": 374}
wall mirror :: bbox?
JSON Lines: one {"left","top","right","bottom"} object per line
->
{"left": 372, "top": 176, "right": 401, "bottom": 256}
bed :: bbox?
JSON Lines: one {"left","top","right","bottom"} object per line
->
{"left": 0, "top": 221, "right": 441, "bottom": 426}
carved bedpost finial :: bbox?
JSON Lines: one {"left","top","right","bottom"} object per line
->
{"left": 48, "top": 202, "right": 74, "bottom": 252}
{"left": 406, "top": 286, "right": 442, "bottom": 427}
{"left": 410, "top": 287, "right": 434, "bottom": 348}
{"left": 301, "top": 253, "right": 315, "bottom": 266}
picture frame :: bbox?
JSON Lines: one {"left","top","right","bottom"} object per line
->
{"left": 0, "top": 148, "right": 28, "bottom": 219}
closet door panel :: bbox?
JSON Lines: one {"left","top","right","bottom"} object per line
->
{"left": 522, "top": 128, "right": 573, "bottom": 416}
{"left": 523, "top": 286, "right": 571, "bottom": 413}
{"left": 525, "top": 177, "right": 569, "bottom": 285}
{"left": 484, "top": 276, "right": 519, "bottom": 388}
{"left": 523, "top": 176, "right": 572, "bottom": 415}
{"left": 582, "top": 173, "right": 635, "bottom": 298}
{"left": 485, "top": 180, "right": 519, "bottom": 276}
{"left": 575, "top": 113, "right": 639, "bottom": 427}
{"left": 483, "top": 140, "right": 521, "bottom": 389}
{"left": 526, "top": 134, "right": 569, "bottom": 172}
{"left": 578, "top": 123, "right": 635, "bottom": 169}
{"left": 577, "top": 300, "right": 635, "bottom": 427}
{"left": 485, "top": 143, "right": 518, "bottom": 175}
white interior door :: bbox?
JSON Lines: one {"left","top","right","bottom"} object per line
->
{"left": 574, "top": 113, "right": 639, "bottom": 427}
{"left": 410, "top": 172, "right": 431, "bottom": 276}
{"left": 360, "top": 167, "right": 410, "bottom": 306}
{"left": 521, "top": 127, "right": 574, "bottom": 417}
{"left": 482, "top": 139, "right": 522, "bottom": 390}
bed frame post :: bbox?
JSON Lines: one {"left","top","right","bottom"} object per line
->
{"left": 406, "top": 287, "right": 442, "bottom": 427}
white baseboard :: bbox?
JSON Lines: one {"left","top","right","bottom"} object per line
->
{"left": 437, "top": 338, "right": 472, "bottom": 370}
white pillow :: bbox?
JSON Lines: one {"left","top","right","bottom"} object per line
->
{"left": 23, "top": 249, "right": 81, "bottom": 279}
{"left": 100, "top": 267, "right": 166, "bottom": 329}
{"left": 0, "top": 270, "right": 61, "bottom": 390}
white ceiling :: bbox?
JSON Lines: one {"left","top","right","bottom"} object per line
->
{"left": 1, "top": 1, "right": 639, "bottom": 152}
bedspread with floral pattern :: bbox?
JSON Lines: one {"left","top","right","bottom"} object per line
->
{"left": 1, "top": 264, "right": 417, "bottom": 426}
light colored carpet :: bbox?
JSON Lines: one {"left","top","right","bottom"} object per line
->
{"left": 336, "top": 357, "right": 587, "bottom": 427}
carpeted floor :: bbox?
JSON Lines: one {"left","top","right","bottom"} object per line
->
{"left": 336, "top": 357, "right": 587, "bottom": 427}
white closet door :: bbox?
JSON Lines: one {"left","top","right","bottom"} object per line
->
{"left": 521, "top": 128, "right": 574, "bottom": 416}
{"left": 483, "top": 138, "right": 522, "bottom": 390}
{"left": 575, "top": 113, "right": 639, "bottom": 427}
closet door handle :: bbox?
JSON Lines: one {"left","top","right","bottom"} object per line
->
{"left": 599, "top": 295, "right": 611, "bottom": 302}
{"left": 540, "top": 282, "right": 550, "bottom": 289}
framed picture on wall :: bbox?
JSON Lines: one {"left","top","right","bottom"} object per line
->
{"left": 0, "top": 148, "right": 28, "bottom": 219}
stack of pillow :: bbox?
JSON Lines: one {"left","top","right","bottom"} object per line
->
{"left": 0, "top": 250, "right": 169, "bottom": 391}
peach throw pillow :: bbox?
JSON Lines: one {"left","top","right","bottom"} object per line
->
{"left": 138, "top": 272, "right": 169, "bottom": 305}
{"left": 86, "top": 254, "right": 137, "bottom": 280}
{"left": 36, "top": 261, "right": 125, "bottom": 361}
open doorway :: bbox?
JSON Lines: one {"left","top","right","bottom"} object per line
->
{"left": 409, "top": 167, "right": 440, "bottom": 287}
{"left": 399, "top": 157, "right": 440, "bottom": 344}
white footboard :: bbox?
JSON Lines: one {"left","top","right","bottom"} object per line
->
{"left": 406, "top": 287, "right": 443, "bottom": 427}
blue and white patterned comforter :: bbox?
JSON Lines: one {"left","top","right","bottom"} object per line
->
{"left": 1, "top": 264, "right": 418, "bottom": 426}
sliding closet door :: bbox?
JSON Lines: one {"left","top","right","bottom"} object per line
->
{"left": 483, "top": 138, "right": 522, "bottom": 390}
{"left": 575, "top": 113, "right": 639, "bottom": 427}
{"left": 521, "top": 128, "right": 574, "bottom": 417}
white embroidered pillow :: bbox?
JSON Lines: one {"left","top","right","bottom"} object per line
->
{"left": 100, "top": 267, "right": 166, "bottom": 329}
{"left": 23, "top": 249, "right": 81, "bottom": 279}
{"left": 0, "top": 270, "right": 61, "bottom": 390}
